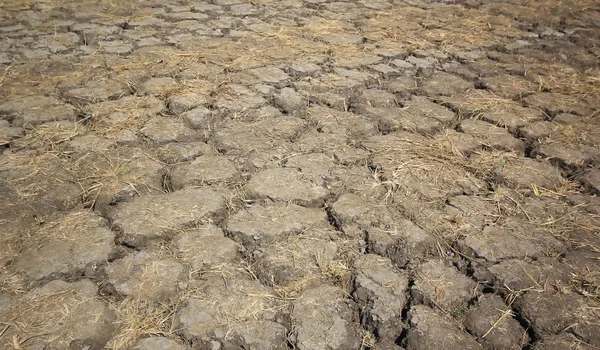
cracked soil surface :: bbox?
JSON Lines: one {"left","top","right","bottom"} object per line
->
{"left": 0, "top": 0, "right": 599, "bottom": 349}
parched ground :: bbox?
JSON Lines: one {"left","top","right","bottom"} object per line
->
{"left": 0, "top": 0, "right": 599, "bottom": 349}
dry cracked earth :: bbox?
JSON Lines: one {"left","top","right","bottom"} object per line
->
{"left": 0, "top": 0, "right": 599, "bottom": 349}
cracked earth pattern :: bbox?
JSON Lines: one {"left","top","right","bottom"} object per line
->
{"left": 0, "top": 0, "right": 599, "bottom": 349}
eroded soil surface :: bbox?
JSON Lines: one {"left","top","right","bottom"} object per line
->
{"left": 1, "top": 0, "right": 599, "bottom": 349}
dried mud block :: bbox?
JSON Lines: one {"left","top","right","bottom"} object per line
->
{"left": 406, "top": 305, "right": 482, "bottom": 350}
{"left": 176, "top": 270, "right": 288, "bottom": 349}
{"left": 483, "top": 73, "right": 538, "bottom": 100}
{"left": 167, "top": 92, "right": 209, "bottom": 114}
{"left": 292, "top": 132, "right": 371, "bottom": 166}
{"left": 307, "top": 105, "right": 378, "bottom": 139}
{"left": 12, "top": 211, "right": 115, "bottom": 281}
{"left": 473, "top": 156, "right": 565, "bottom": 191}
{"left": 0, "top": 95, "right": 78, "bottom": 127}
{"left": 405, "top": 96, "right": 457, "bottom": 124}
{"left": 465, "top": 294, "right": 528, "bottom": 350}
{"left": 333, "top": 52, "right": 381, "bottom": 69}
{"left": 248, "top": 66, "right": 291, "bottom": 88}
{"left": 226, "top": 202, "right": 328, "bottom": 251}
{"left": 74, "top": 147, "right": 167, "bottom": 210}
{"left": 354, "top": 89, "right": 397, "bottom": 109}
{"left": 154, "top": 142, "right": 216, "bottom": 164}
{"left": 487, "top": 258, "right": 572, "bottom": 292}
{"left": 134, "top": 337, "right": 192, "bottom": 350}
{"left": 245, "top": 167, "right": 329, "bottom": 207}
{"left": 105, "top": 250, "right": 186, "bottom": 302}
{"left": 211, "top": 116, "right": 305, "bottom": 154}
{"left": 353, "top": 254, "right": 409, "bottom": 342}
{"left": 292, "top": 285, "right": 361, "bottom": 350}
{"left": 274, "top": 87, "right": 308, "bottom": 114}
{"left": 173, "top": 224, "right": 240, "bottom": 270}
{"left": 170, "top": 155, "right": 240, "bottom": 189}
{"left": 459, "top": 119, "right": 525, "bottom": 153}
{"left": 284, "top": 152, "right": 338, "bottom": 183}
{"left": 563, "top": 247, "right": 600, "bottom": 291}
{"left": 419, "top": 72, "right": 473, "bottom": 96}
{"left": 0, "top": 153, "right": 81, "bottom": 216}
{"left": 140, "top": 116, "right": 202, "bottom": 144}
{"left": 440, "top": 129, "right": 483, "bottom": 155}
{"left": 0, "top": 280, "right": 115, "bottom": 350}
{"left": 330, "top": 193, "right": 400, "bottom": 237}
{"left": 181, "top": 106, "right": 213, "bottom": 130}
{"left": 412, "top": 259, "right": 479, "bottom": 312}
{"left": 445, "top": 195, "right": 497, "bottom": 230}
{"left": 364, "top": 134, "right": 488, "bottom": 202}
{"left": 536, "top": 141, "right": 600, "bottom": 169}
{"left": 520, "top": 121, "right": 555, "bottom": 142}
{"left": 289, "top": 62, "right": 322, "bottom": 78}
{"left": 62, "top": 79, "right": 129, "bottom": 105}
{"left": 514, "top": 291, "right": 583, "bottom": 336}
{"left": 139, "top": 77, "right": 179, "bottom": 96}
{"left": 214, "top": 85, "right": 268, "bottom": 112}
{"left": 109, "top": 187, "right": 226, "bottom": 247}
{"left": 532, "top": 334, "right": 595, "bottom": 350}
{"left": 363, "top": 106, "right": 443, "bottom": 135}
{"left": 480, "top": 105, "right": 543, "bottom": 131}
{"left": 84, "top": 95, "right": 165, "bottom": 120}
{"left": 366, "top": 219, "right": 438, "bottom": 267}
{"left": 253, "top": 230, "right": 339, "bottom": 287}
{"left": 459, "top": 219, "right": 565, "bottom": 262}
{"left": 523, "top": 92, "right": 593, "bottom": 117}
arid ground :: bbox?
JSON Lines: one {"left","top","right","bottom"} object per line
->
{"left": 0, "top": 0, "right": 599, "bottom": 349}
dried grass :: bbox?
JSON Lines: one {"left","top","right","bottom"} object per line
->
{"left": 106, "top": 298, "right": 181, "bottom": 350}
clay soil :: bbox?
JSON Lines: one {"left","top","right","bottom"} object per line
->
{"left": 0, "top": 0, "right": 599, "bottom": 349}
